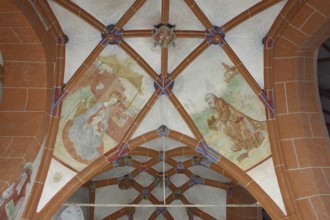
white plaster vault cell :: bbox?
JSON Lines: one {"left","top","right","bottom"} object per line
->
{"left": 71, "top": 0, "right": 135, "bottom": 25}
{"left": 169, "top": 0, "right": 204, "bottom": 30}
{"left": 118, "top": 0, "right": 205, "bottom": 47}
{"left": 134, "top": 171, "right": 155, "bottom": 187}
{"left": 152, "top": 161, "right": 173, "bottom": 172}
{"left": 94, "top": 186, "right": 139, "bottom": 219}
{"left": 132, "top": 95, "right": 195, "bottom": 139}
{"left": 226, "top": 1, "right": 287, "bottom": 88}
{"left": 132, "top": 155, "right": 153, "bottom": 163}
{"left": 125, "top": 37, "right": 161, "bottom": 75}
{"left": 247, "top": 158, "right": 286, "bottom": 214}
{"left": 141, "top": 137, "right": 184, "bottom": 152}
{"left": 37, "top": 159, "right": 77, "bottom": 212}
{"left": 167, "top": 38, "right": 205, "bottom": 74}
{"left": 172, "top": 155, "right": 195, "bottom": 162}
{"left": 151, "top": 185, "right": 173, "bottom": 202}
{"left": 185, "top": 185, "right": 227, "bottom": 219}
{"left": 170, "top": 173, "right": 190, "bottom": 187}
{"left": 195, "top": 0, "right": 261, "bottom": 26}
{"left": 48, "top": 0, "right": 101, "bottom": 83}
{"left": 124, "top": 0, "right": 162, "bottom": 30}
{"left": 166, "top": 200, "right": 189, "bottom": 220}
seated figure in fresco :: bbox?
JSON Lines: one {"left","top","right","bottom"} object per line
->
{"left": 67, "top": 92, "right": 122, "bottom": 161}
{"left": 204, "top": 93, "right": 266, "bottom": 162}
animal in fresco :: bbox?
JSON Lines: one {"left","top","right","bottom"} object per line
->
{"left": 222, "top": 62, "right": 239, "bottom": 83}
{"left": 66, "top": 92, "right": 122, "bottom": 161}
{"left": 0, "top": 162, "right": 32, "bottom": 220}
{"left": 205, "top": 93, "right": 266, "bottom": 162}
{"left": 96, "top": 56, "right": 143, "bottom": 94}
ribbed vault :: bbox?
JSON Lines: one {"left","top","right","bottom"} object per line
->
{"left": 21, "top": 0, "right": 292, "bottom": 219}
{"left": 87, "top": 145, "right": 230, "bottom": 220}
{"left": 1, "top": 0, "right": 330, "bottom": 220}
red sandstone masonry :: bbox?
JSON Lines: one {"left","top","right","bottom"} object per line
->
{"left": 0, "top": 0, "right": 54, "bottom": 203}
{"left": 1, "top": 0, "right": 327, "bottom": 219}
{"left": 271, "top": 1, "right": 330, "bottom": 219}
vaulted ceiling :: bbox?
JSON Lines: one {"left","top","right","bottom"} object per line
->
{"left": 37, "top": 0, "right": 288, "bottom": 219}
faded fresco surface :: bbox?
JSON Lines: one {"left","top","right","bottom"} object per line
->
{"left": 175, "top": 51, "right": 270, "bottom": 171}
{"left": 0, "top": 162, "right": 32, "bottom": 220}
{"left": 191, "top": 74, "right": 270, "bottom": 171}
{"left": 54, "top": 54, "right": 153, "bottom": 171}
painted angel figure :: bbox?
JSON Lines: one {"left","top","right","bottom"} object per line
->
{"left": 205, "top": 93, "right": 266, "bottom": 162}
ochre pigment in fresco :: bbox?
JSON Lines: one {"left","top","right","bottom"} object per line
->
{"left": 187, "top": 64, "right": 270, "bottom": 171}
{"left": 54, "top": 55, "right": 151, "bottom": 171}
{"left": 204, "top": 93, "right": 267, "bottom": 163}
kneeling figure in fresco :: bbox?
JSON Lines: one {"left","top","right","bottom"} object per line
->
{"left": 205, "top": 93, "right": 266, "bottom": 162}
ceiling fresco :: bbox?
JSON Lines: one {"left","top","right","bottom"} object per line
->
{"left": 42, "top": 0, "right": 289, "bottom": 218}
{"left": 54, "top": 53, "right": 154, "bottom": 171}
{"left": 174, "top": 49, "right": 270, "bottom": 170}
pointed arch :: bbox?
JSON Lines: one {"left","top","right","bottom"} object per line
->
{"left": 37, "top": 127, "right": 283, "bottom": 219}
{"left": 266, "top": 0, "right": 330, "bottom": 219}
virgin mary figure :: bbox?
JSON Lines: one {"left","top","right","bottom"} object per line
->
{"left": 66, "top": 92, "right": 122, "bottom": 161}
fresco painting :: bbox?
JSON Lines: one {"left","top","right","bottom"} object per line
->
{"left": 0, "top": 163, "right": 33, "bottom": 220}
{"left": 54, "top": 54, "right": 153, "bottom": 171}
{"left": 175, "top": 51, "right": 270, "bottom": 171}
{"left": 192, "top": 74, "right": 270, "bottom": 171}
{"left": 202, "top": 90, "right": 268, "bottom": 165}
